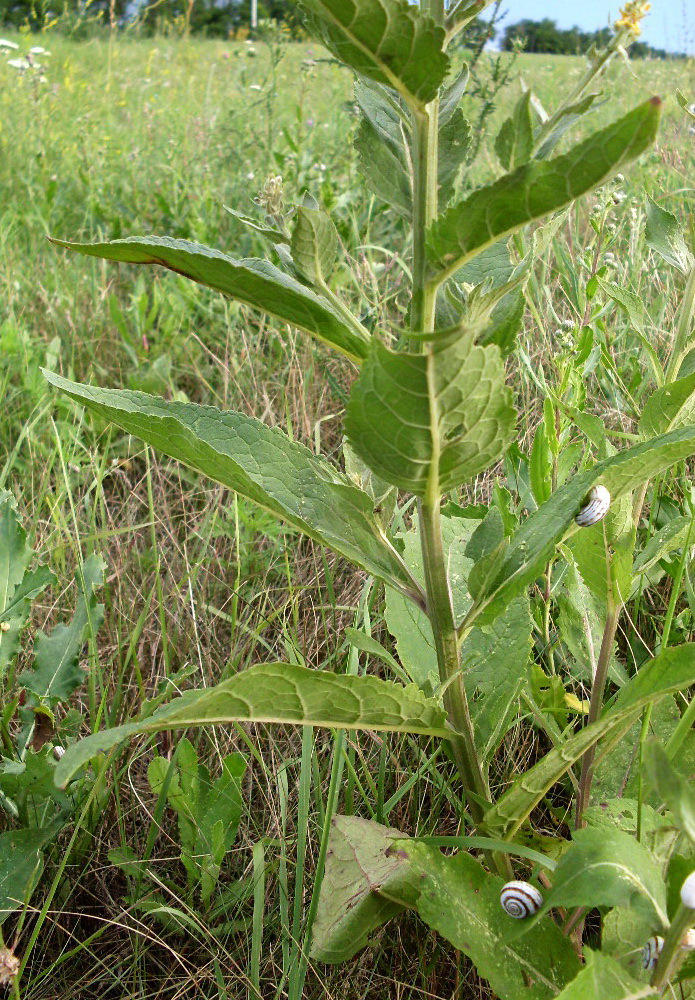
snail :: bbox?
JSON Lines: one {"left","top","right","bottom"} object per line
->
{"left": 642, "top": 935, "right": 664, "bottom": 970}
{"left": 500, "top": 881, "right": 544, "bottom": 919}
{"left": 681, "top": 871, "right": 695, "bottom": 909}
{"left": 575, "top": 485, "right": 611, "bottom": 527}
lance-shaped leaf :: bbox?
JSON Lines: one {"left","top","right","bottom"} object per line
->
{"left": 438, "top": 110, "right": 471, "bottom": 208}
{"left": 300, "top": 0, "right": 448, "bottom": 109}
{"left": 345, "top": 327, "right": 516, "bottom": 495}
{"left": 552, "top": 951, "right": 658, "bottom": 1000}
{"left": 494, "top": 91, "right": 534, "bottom": 172}
{"left": 484, "top": 643, "right": 695, "bottom": 838}
{"left": 639, "top": 371, "right": 695, "bottom": 437}
{"left": 467, "top": 423, "right": 695, "bottom": 625}
{"left": 43, "top": 373, "right": 420, "bottom": 602}
{"left": 54, "top": 662, "right": 452, "bottom": 787}
{"left": 644, "top": 742, "right": 695, "bottom": 844}
{"left": 48, "top": 236, "right": 370, "bottom": 364}
{"left": 538, "top": 828, "right": 668, "bottom": 928}
{"left": 290, "top": 206, "right": 340, "bottom": 285}
{"left": 427, "top": 97, "right": 661, "bottom": 278}
{"left": 645, "top": 197, "right": 694, "bottom": 275}
{"left": 354, "top": 118, "right": 412, "bottom": 216}
{"left": 534, "top": 93, "right": 601, "bottom": 161}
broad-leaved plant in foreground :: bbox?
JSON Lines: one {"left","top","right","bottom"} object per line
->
{"left": 43, "top": 1, "right": 695, "bottom": 996}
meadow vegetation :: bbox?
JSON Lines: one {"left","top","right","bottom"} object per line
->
{"left": 1, "top": 23, "right": 694, "bottom": 1000}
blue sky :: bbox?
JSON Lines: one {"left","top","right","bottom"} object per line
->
{"left": 496, "top": 1, "right": 693, "bottom": 54}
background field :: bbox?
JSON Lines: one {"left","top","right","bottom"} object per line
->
{"left": 1, "top": 32, "right": 694, "bottom": 999}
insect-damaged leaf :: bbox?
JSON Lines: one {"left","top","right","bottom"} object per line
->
{"left": 54, "top": 663, "right": 452, "bottom": 787}
{"left": 427, "top": 97, "right": 661, "bottom": 277}
{"left": 311, "top": 817, "right": 581, "bottom": 1000}
{"left": 299, "top": 0, "right": 448, "bottom": 109}
{"left": 49, "top": 236, "right": 370, "bottom": 364}
{"left": 345, "top": 327, "right": 516, "bottom": 495}
{"left": 43, "top": 373, "right": 420, "bottom": 603}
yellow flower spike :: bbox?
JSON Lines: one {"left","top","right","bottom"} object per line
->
{"left": 614, "top": 1, "right": 652, "bottom": 36}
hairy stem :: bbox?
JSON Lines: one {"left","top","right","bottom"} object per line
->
{"left": 650, "top": 901, "right": 695, "bottom": 989}
{"left": 419, "top": 498, "right": 490, "bottom": 825}
{"left": 575, "top": 597, "right": 620, "bottom": 826}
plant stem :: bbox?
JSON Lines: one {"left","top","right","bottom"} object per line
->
{"left": 665, "top": 266, "right": 695, "bottom": 382}
{"left": 419, "top": 498, "right": 490, "bottom": 825}
{"left": 650, "top": 901, "right": 695, "bottom": 989}
{"left": 575, "top": 597, "right": 620, "bottom": 826}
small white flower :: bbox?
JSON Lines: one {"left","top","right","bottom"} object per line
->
{"left": 0, "top": 38, "right": 19, "bottom": 49}
{"left": 249, "top": 84, "right": 262, "bottom": 91}
{"left": 7, "top": 57, "right": 31, "bottom": 70}
{"left": 246, "top": 171, "right": 255, "bottom": 180}
{"left": 30, "top": 46, "right": 49, "bottom": 55}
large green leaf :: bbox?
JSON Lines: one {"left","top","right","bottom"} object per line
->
{"left": 467, "top": 424, "right": 695, "bottom": 625}
{"left": 311, "top": 817, "right": 581, "bottom": 998}
{"left": 300, "top": 0, "right": 448, "bottom": 109}
{"left": 401, "top": 841, "right": 581, "bottom": 999}
{"left": 42, "top": 373, "right": 420, "bottom": 602}
{"left": 552, "top": 951, "right": 658, "bottom": 1000}
{"left": 54, "top": 662, "right": 452, "bottom": 787}
{"left": 427, "top": 98, "right": 661, "bottom": 278}
{"left": 484, "top": 644, "right": 695, "bottom": 838}
{"left": 345, "top": 327, "right": 516, "bottom": 495}
{"left": 540, "top": 828, "right": 668, "bottom": 928}
{"left": 48, "top": 236, "right": 370, "bottom": 364}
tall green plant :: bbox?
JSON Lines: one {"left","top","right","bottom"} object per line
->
{"left": 41, "top": 2, "right": 695, "bottom": 997}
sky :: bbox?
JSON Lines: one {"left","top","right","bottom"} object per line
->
{"left": 495, "top": 1, "right": 693, "bottom": 54}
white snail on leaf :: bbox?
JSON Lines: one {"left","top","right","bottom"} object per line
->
{"left": 575, "top": 485, "right": 611, "bottom": 527}
{"left": 641, "top": 935, "right": 664, "bottom": 970}
{"left": 500, "top": 881, "right": 543, "bottom": 918}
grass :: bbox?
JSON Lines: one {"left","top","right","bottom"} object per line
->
{"left": 1, "top": 27, "right": 694, "bottom": 999}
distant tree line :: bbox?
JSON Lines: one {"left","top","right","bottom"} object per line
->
{"left": 500, "top": 17, "right": 685, "bottom": 59}
{"left": 0, "top": 0, "right": 301, "bottom": 35}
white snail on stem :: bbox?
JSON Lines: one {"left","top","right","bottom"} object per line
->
{"left": 500, "top": 881, "right": 543, "bottom": 919}
{"left": 642, "top": 935, "right": 664, "bottom": 970}
{"left": 575, "top": 485, "right": 611, "bottom": 527}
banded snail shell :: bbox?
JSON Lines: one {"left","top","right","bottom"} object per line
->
{"left": 500, "top": 881, "right": 543, "bottom": 919}
{"left": 575, "top": 485, "right": 611, "bottom": 527}
{"left": 641, "top": 935, "right": 664, "bottom": 970}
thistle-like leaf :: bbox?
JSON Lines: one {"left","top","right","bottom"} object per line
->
{"left": 43, "top": 373, "right": 421, "bottom": 603}
{"left": 54, "top": 662, "right": 452, "bottom": 787}
{"left": 428, "top": 97, "right": 661, "bottom": 278}
{"left": 49, "top": 236, "right": 370, "bottom": 364}
{"left": 345, "top": 327, "right": 516, "bottom": 496}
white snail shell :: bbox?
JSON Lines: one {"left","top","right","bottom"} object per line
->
{"left": 681, "top": 871, "right": 695, "bottom": 910}
{"left": 681, "top": 929, "right": 695, "bottom": 952}
{"left": 500, "top": 881, "right": 543, "bottom": 918}
{"left": 642, "top": 935, "right": 664, "bottom": 970}
{"left": 575, "top": 485, "right": 611, "bottom": 527}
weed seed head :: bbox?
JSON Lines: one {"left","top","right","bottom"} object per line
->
{"left": 255, "top": 174, "right": 284, "bottom": 218}
{"left": 0, "top": 948, "right": 19, "bottom": 986}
